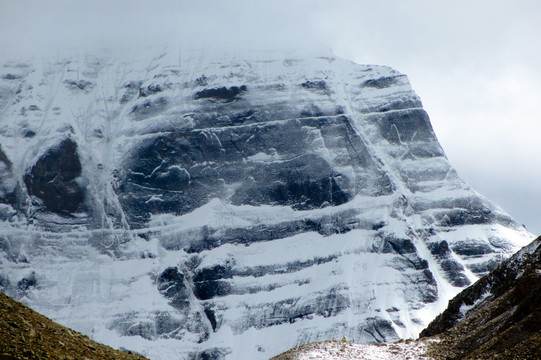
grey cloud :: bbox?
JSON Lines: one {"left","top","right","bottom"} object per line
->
{"left": 1, "top": 0, "right": 539, "bottom": 234}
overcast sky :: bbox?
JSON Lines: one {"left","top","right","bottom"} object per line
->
{"left": 1, "top": 0, "right": 540, "bottom": 234}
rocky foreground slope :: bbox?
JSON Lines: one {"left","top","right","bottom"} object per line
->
{"left": 0, "top": 46, "right": 534, "bottom": 359}
{"left": 421, "top": 235, "right": 541, "bottom": 359}
{"left": 0, "top": 291, "right": 147, "bottom": 360}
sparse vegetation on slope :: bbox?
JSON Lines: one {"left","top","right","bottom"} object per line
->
{"left": 0, "top": 292, "right": 147, "bottom": 360}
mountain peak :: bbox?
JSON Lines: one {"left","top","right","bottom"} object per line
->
{"left": 0, "top": 48, "right": 533, "bottom": 359}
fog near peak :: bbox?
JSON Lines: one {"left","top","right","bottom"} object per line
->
{"left": 0, "top": 0, "right": 316, "bottom": 59}
{"left": 1, "top": 0, "right": 540, "bottom": 234}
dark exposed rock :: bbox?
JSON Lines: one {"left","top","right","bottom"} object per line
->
{"left": 23, "top": 138, "right": 85, "bottom": 214}
{"left": 1, "top": 73, "right": 23, "bottom": 80}
{"left": 23, "top": 129, "right": 36, "bottom": 138}
{"left": 467, "top": 258, "right": 500, "bottom": 274}
{"left": 192, "top": 265, "right": 235, "bottom": 300}
{"left": 191, "top": 255, "right": 340, "bottom": 301}
{"left": 230, "top": 109, "right": 255, "bottom": 125}
{"left": 194, "top": 255, "right": 337, "bottom": 283}
{"left": 0, "top": 145, "right": 17, "bottom": 206}
{"left": 441, "top": 260, "right": 469, "bottom": 287}
{"left": 0, "top": 274, "right": 11, "bottom": 293}
{"left": 427, "top": 241, "right": 470, "bottom": 287}
{"left": 362, "top": 75, "right": 402, "bottom": 89}
{"left": 17, "top": 272, "right": 37, "bottom": 291}
{"left": 439, "top": 208, "right": 494, "bottom": 227}
{"left": 194, "top": 85, "right": 247, "bottom": 102}
{"left": 187, "top": 347, "right": 231, "bottom": 360}
{"left": 167, "top": 214, "right": 360, "bottom": 253}
{"left": 301, "top": 80, "right": 328, "bottom": 93}
{"left": 110, "top": 311, "right": 185, "bottom": 341}
{"left": 367, "top": 109, "right": 436, "bottom": 145}
{"left": 0, "top": 146, "right": 12, "bottom": 169}
{"left": 139, "top": 84, "right": 164, "bottom": 97}
{"left": 194, "top": 280, "right": 232, "bottom": 300}
{"left": 382, "top": 237, "right": 416, "bottom": 254}
{"left": 194, "top": 265, "right": 233, "bottom": 283}
{"left": 203, "top": 307, "right": 217, "bottom": 332}
{"left": 118, "top": 113, "right": 390, "bottom": 227}
{"left": 121, "top": 81, "right": 142, "bottom": 103}
{"left": 239, "top": 289, "right": 351, "bottom": 331}
{"left": 451, "top": 240, "right": 494, "bottom": 257}
{"left": 157, "top": 267, "right": 190, "bottom": 307}
{"left": 195, "top": 75, "right": 209, "bottom": 87}
{"left": 428, "top": 240, "right": 451, "bottom": 257}
{"left": 64, "top": 79, "right": 94, "bottom": 91}
{"left": 299, "top": 104, "right": 325, "bottom": 117}
{"left": 130, "top": 97, "right": 168, "bottom": 119}
{"left": 371, "top": 98, "right": 423, "bottom": 113}
{"left": 372, "top": 221, "right": 385, "bottom": 230}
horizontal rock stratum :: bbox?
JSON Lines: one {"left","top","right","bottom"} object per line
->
{"left": 0, "top": 47, "right": 533, "bottom": 359}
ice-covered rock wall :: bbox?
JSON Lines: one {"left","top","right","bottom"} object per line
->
{"left": 0, "top": 47, "right": 533, "bottom": 359}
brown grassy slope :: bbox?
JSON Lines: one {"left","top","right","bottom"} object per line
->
{"left": 423, "top": 236, "right": 541, "bottom": 360}
{"left": 0, "top": 292, "right": 148, "bottom": 360}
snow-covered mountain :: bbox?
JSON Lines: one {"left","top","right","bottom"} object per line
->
{"left": 0, "top": 47, "right": 534, "bottom": 360}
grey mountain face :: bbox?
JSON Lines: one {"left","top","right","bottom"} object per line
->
{"left": 0, "top": 48, "right": 533, "bottom": 359}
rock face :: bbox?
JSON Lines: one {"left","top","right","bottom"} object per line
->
{"left": 420, "top": 236, "right": 541, "bottom": 359}
{"left": 0, "top": 47, "right": 534, "bottom": 360}
{"left": 23, "top": 138, "right": 85, "bottom": 215}
{"left": 0, "top": 145, "right": 17, "bottom": 208}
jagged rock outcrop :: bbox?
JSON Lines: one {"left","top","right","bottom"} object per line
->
{"left": 0, "top": 47, "right": 534, "bottom": 360}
